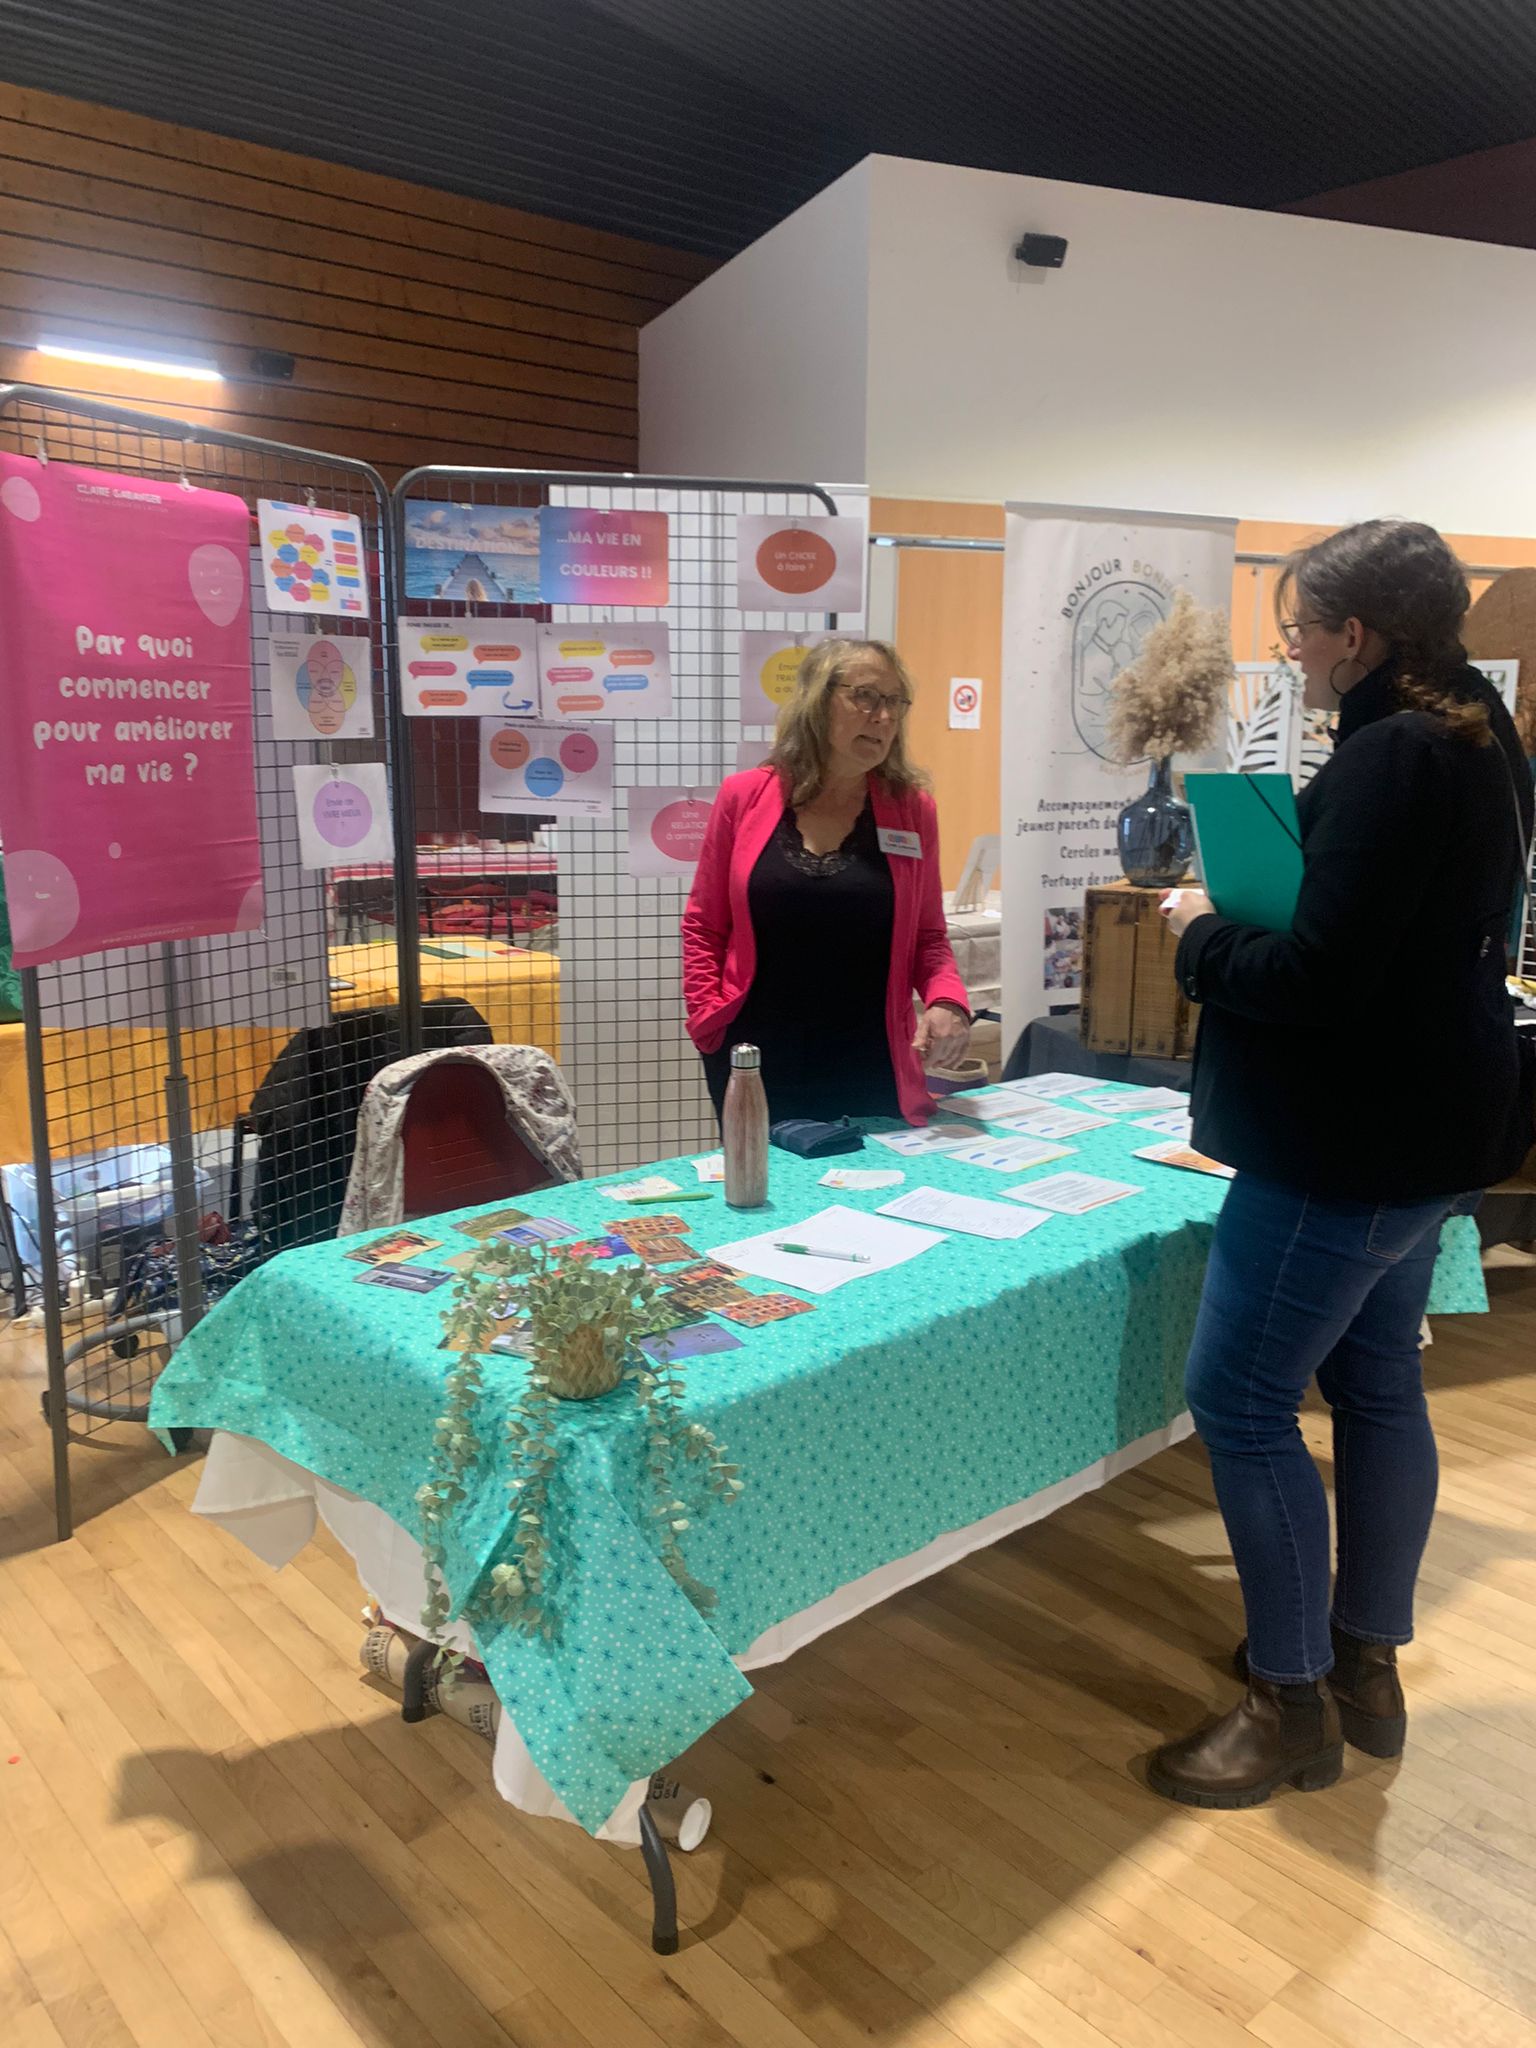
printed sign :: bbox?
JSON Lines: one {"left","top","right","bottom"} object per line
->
{"left": 0, "top": 453, "right": 262, "bottom": 966}
{"left": 291, "top": 763, "right": 394, "bottom": 869}
{"left": 268, "top": 632, "right": 373, "bottom": 740}
{"left": 627, "top": 786, "right": 715, "bottom": 878}
{"left": 538, "top": 623, "right": 671, "bottom": 721}
{"left": 738, "top": 629, "right": 835, "bottom": 723}
{"left": 399, "top": 620, "right": 538, "bottom": 718}
{"left": 948, "top": 676, "right": 983, "bottom": 731}
{"left": 735, "top": 513, "right": 865, "bottom": 612}
{"left": 258, "top": 499, "right": 369, "bottom": 616}
{"left": 539, "top": 506, "right": 669, "bottom": 606}
{"left": 401, "top": 501, "right": 539, "bottom": 603}
{"left": 479, "top": 719, "right": 614, "bottom": 818}
{"left": 1000, "top": 501, "right": 1235, "bottom": 1034}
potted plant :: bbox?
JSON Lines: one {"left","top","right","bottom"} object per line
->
{"left": 1106, "top": 591, "right": 1234, "bottom": 887}
{"left": 415, "top": 1239, "right": 742, "bottom": 1652}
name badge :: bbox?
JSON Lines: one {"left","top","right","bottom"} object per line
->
{"left": 877, "top": 827, "right": 922, "bottom": 860}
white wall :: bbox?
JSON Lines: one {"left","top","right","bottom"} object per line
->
{"left": 640, "top": 162, "right": 870, "bottom": 484}
{"left": 641, "top": 151, "right": 1536, "bottom": 537}
{"left": 863, "top": 155, "right": 1536, "bottom": 533}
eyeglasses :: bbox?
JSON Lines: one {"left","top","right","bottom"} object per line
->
{"left": 1279, "top": 616, "right": 1327, "bottom": 644}
{"left": 839, "top": 683, "right": 910, "bottom": 720}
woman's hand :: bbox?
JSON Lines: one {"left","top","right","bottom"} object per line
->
{"left": 1160, "top": 888, "right": 1216, "bottom": 939}
{"left": 913, "top": 1002, "right": 971, "bottom": 1070}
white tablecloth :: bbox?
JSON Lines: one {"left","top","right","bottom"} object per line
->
{"left": 192, "top": 1412, "right": 1193, "bottom": 1844}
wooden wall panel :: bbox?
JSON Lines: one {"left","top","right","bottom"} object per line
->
{"left": 0, "top": 81, "right": 710, "bottom": 475}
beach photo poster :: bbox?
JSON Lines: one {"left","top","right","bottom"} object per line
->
{"left": 401, "top": 501, "right": 539, "bottom": 604}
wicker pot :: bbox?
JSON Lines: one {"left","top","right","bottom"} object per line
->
{"left": 543, "top": 1321, "right": 625, "bottom": 1401}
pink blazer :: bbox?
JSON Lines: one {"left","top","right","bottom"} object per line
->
{"left": 681, "top": 767, "right": 970, "bottom": 1126}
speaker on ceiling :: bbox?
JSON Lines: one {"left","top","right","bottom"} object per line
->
{"left": 1015, "top": 234, "right": 1068, "bottom": 270}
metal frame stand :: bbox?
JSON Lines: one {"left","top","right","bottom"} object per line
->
{"left": 0, "top": 383, "right": 401, "bottom": 1539}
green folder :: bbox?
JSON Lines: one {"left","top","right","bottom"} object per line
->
{"left": 1183, "top": 772, "right": 1304, "bottom": 932}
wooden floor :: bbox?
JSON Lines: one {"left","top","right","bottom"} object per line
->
{"left": 3, "top": 1262, "right": 1536, "bottom": 2048}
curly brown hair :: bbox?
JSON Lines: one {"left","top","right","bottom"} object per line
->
{"left": 1276, "top": 519, "right": 1487, "bottom": 744}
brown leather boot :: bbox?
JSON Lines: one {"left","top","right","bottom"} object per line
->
{"left": 1147, "top": 1678, "right": 1343, "bottom": 1808}
{"left": 1233, "top": 1625, "right": 1406, "bottom": 1759}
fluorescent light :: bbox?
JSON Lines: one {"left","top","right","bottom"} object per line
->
{"left": 39, "top": 342, "right": 223, "bottom": 384}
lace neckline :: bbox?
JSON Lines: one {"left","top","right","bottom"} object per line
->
{"left": 776, "top": 799, "right": 871, "bottom": 878}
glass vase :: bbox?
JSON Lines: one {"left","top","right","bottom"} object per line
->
{"left": 1117, "top": 757, "right": 1194, "bottom": 889}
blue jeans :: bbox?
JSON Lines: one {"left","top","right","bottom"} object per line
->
{"left": 1185, "top": 1174, "right": 1451, "bottom": 1684}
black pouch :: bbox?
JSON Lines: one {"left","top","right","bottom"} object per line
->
{"left": 769, "top": 1117, "right": 865, "bottom": 1158}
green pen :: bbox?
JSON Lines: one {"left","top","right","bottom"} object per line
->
{"left": 626, "top": 1187, "right": 714, "bottom": 1204}
{"left": 773, "top": 1243, "right": 870, "bottom": 1263}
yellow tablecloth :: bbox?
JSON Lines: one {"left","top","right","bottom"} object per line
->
{"left": 0, "top": 941, "right": 560, "bottom": 1165}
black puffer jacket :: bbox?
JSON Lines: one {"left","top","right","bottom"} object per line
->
{"left": 1178, "top": 661, "right": 1532, "bottom": 1202}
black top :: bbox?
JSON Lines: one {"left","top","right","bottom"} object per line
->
{"left": 1178, "top": 660, "right": 1533, "bottom": 1202}
{"left": 702, "top": 801, "right": 899, "bottom": 1122}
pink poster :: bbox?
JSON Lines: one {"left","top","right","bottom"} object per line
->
{"left": 0, "top": 454, "right": 262, "bottom": 967}
{"left": 539, "top": 507, "right": 669, "bottom": 605}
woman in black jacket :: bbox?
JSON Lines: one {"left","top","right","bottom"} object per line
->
{"left": 1150, "top": 519, "right": 1532, "bottom": 1809}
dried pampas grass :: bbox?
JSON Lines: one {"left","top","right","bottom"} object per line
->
{"left": 1105, "top": 591, "right": 1234, "bottom": 763}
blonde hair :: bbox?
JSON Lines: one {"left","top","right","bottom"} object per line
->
{"left": 767, "top": 638, "right": 929, "bottom": 805}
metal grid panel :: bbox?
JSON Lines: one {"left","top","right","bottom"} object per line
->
{"left": 0, "top": 388, "right": 406, "bottom": 1522}
{"left": 391, "top": 469, "right": 839, "bottom": 1177}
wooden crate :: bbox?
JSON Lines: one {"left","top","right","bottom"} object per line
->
{"left": 1080, "top": 883, "right": 1199, "bottom": 1059}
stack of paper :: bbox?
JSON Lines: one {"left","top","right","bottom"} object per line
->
{"left": 708, "top": 1205, "right": 942, "bottom": 1294}
{"left": 869, "top": 1122, "right": 974, "bottom": 1156}
{"left": 878, "top": 1187, "right": 1053, "bottom": 1241}
{"left": 997, "top": 1105, "right": 1111, "bottom": 1140}
{"left": 1003, "top": 1172, "right": 1142, "bottom": 1214}
{"left": 1073, "top": 1087, "right": 1189, "bottom": 1115}
{"left": 947, "top": 1134, "right": 1074, "bottom": 1173}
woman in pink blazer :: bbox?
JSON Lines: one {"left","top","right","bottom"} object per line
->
{"left": 682, "top": 638, "right": 971, "bottom": 1125}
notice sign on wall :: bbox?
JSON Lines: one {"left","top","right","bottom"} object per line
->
{"left": 0, "top": 453, "right": 262, "bottom": 966}
{"left": 538, "top": 623, "right": 672, "bottom": 721}
{"left": 735, "top": 514, "right": 865, "bottom": 613}
{"left": 539, "top": 507, "right": 669, "bottom": 606}
{"left": 269, "top": 632, "right": 374, "bottom": 740}
{"left": 627, "top": 785, "right": 715, "bottom": 879}
{"left": 948, "top": 676, "right": 983, "bottom": 730}
{"left": 479, "top": 719, "right": 614, "bottom": 818}
{"left": 399, "top": 620, "right": 538, "bottom": 718}
{"left": 738, "top": 629, "right": 835, "bottom": 724}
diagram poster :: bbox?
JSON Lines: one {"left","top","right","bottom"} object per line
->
{"left": 0, "top": 452, "right": 262, "bottom": 967}
{"left": 479, "top": 720, "right": 613, "bottom": 818}
{"left": 738, "top": 628, "right": 835, "bottom": 723}
{"left": 402, "top": 501, "right": 539, "bottom": 603}
{"left": 627, "top": 786, "right": 714, "bottom": 879}
{"left": 399, "top": 620, "right": 538, "bottom": 718}
{"left": 269, "top": 632, "right": 374, "bottom": 740}
{"left": 258, "top": 499, "right": 370, "bottom": 617}
{"left": 735, "top": 513, "right": 865, "bottom": 613}
{"left": 538, "top": 623, "right": 672, "bottom": 721}
{"left": 291, "top": 763, "right": 394, "bottom": 869}
{"left": 539, "top": 507, "right": 669, "bottom": 605}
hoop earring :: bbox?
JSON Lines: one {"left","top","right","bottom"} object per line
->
{"left": 1328, "top": 654, "right": 1365, "bottom": 698}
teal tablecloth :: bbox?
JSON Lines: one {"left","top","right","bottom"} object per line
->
{"left": 149, "top": 1105, "right": 1485, "bottom": 1832}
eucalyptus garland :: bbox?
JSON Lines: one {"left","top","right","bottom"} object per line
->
{"left": 415, "top": 1237, "right": 742, "bottom": 1652}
